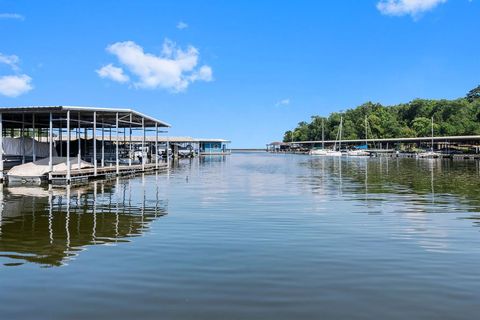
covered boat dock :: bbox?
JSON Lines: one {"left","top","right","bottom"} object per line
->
{"left": 198, "top": 139, "right": 231, "bottom": 155}
{"left": 94, "top": 136, "right": 232, "bottom": 157}
{"left": 267, "top": 135, "right": 480, "bottom": 155}
{"left": 0, "top": 106, "right": 171, "bottom": 185}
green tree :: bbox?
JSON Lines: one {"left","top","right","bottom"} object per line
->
{"left": 466, "top": 85, "right": 480, "bottom": 103}
{"left": 281, "top": 87, "right": 480, "bottom": 142}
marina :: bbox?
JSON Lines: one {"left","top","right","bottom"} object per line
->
{"left": 0, "top": 106, "right": 231, "bottom": 186}
{"left": 93, "top": 136, "right": 231, "bottom": 157}
{"left": 267, "top": 135, "right": 480, "bottom": 158}
{"left": 2, "top": 1, "right": 480, "bottom": 319}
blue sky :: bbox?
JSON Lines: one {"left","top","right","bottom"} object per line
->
{"left": 0, "top": 0, "right": 479, "bottom": 147}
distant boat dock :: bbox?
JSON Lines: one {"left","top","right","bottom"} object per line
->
{"left": 267, "top": 135, "right": 480, "bottom": 159}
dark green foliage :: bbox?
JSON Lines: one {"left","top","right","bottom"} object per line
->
{"left": 283, "top": 86, "right": 480, "bottom": 142}
{"left": 466, "top": 85, "right": 480, "bottom": 103}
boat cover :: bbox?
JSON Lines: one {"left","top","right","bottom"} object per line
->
{"left": 2, "top": 137, "right": 58, "bottom": 157}
{"left": 354, "top": 144, "right": 369, "bottom": 150}
{"left": 7, "top": 157, "right": 93, "bottom": 177}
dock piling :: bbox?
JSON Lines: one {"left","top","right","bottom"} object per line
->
{"left": 77, "top": 112, "right": 81, "bottom": 170}
{"left": 32, "top": 114, "right": 36, "bottom": 162}
{"left": 21, "top": 114, "right": 25, "bottom": 164}
{"left": 115, "top": 112, "right": 119, "bottom": 175}
{"left": 93, "top": 111, "right": 97, "bottom": 177}
{"left": 0, "top": 113, "right": 3, "bottom": 182}
{"left": 155, "top": 123, "right": 158, "bottom": 170}
{"left": 67, "top": 110, "right": 71, "bottom": 184}
{"left": 129, "top": 113, "right": 132, "bottom": 167}
{"left": 48, "top": 112, "right": 53, "bottom": 181}
{"left": 101, "top": 121, "right": 105, "bottom": 167}
{"left": 142, "top": 117, "right": 145, "bottom": 172}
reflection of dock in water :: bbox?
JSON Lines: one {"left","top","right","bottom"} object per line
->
{"left": 0, "top": 175, "right": 167, "bottom": 267}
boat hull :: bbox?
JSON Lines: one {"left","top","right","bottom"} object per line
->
{"left": 7, "top": 175, "right": 46, "bottom": 185}
{"left": 347, "top": 150, "right": 370, "bottom": 157}
{"left": 325, "top": 151, "right": 343, "bottom": 157}
{"left": 309, "top": 149, "right": 329, "bottom": 156}
{"left": 416, "top": 152, "right": 441, "bottom": 159}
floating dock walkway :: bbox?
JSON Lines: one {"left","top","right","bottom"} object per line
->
{"left": 49, "top": 163, "right": 166, "bottom": 186}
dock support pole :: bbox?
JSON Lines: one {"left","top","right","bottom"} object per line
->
{"left": 129, "top": 113, "right": 132, "bottom": 166}
{"left": 67, "top": 110, "right": 71, "bottom": 184}
{"left": 155, "top": 123, "right": 158, "bottom": 170}
{"left": 166, "top": 138, "right": 170, "bottom": 167}
{"left": 123, "top": 124, "right": 126, "bottom": 161}
{"left": 59, "top": 126, "right": 63, "bottom": 157}
{"left": 84, "top": 123, "right": 87, "bottom": 159}
{"left": 115, "top": 112, "right": 119, "bottom": 175}
{"left": 109, "top": 127, "right": 112, "bottom": 166}
{"left": 32, "top": 114, "right": 36, "bottom": 162}
{"left": 77, "top": 112, "right": 81, "bottom": 169}
{"left": 0, "top": 113, "right": 3, "bottom": 182}
{"left": 93, "top": 111, "right": 97, "bottom": 177}
{"left": 101, "top": 121, "right": 105, "bottom": 167}
{"left": 48, "top": 112, "right": 53, "bottom": 182}
{"left": 21, "top": 114, "right": 25, "bottom": 164}
{"left": 142, "top": 117, "right": 145, "bottom": 171}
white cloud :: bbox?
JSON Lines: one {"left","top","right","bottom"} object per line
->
{"left": 188, "top": 65, "right": 213, "bottom": 82}
{"left": 96, "top": 63, "right": 129, "bottom": 83}
{"left": 0, "top": 13, "right": 25, "bottom": 20}
{"left": 0, "top": 75, "right": 33, "bottom": 97}
{"left": 0, "top": 52, "right": 32, "bottom": 97}
{"left": 276, "top": 98, "right": 290, "bottom": 106}
{"left": 176, "top": 21, "right": 188, "bottom": 30}
{"left": 99, "top": 39, "right": 213, "bottom": 92}
{"left": 377, "top": 0, "right": 447, "bottom": 17}
{"left": 0, "top": 53, "right": 20, "bottom": 71}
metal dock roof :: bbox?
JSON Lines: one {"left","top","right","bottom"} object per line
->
{"left": 0, "top": 106, "right": 171, "bottom": 128}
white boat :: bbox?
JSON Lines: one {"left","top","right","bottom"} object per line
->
{"left": 325, "top": 150, "right": 343, "bottom": 157}
{"left": 416, "top": 151, "right": 440, "bottom": 159}
{"left": 347, "top": 116, "right": 371, "bottom": 157}
{"left": 7, "top": 156, "right": 93, "bottom": 185}
{"left": 309, "top": 118, "right": 329, "bottom": 156}
{"left": 326, "top": 116, "right": 344, "bottom": 157}
{"left": 310, "top": 148, "right": 342, "bottom": 156}
{"left": 416, "top": 117, "right": 440, "bottom": 159}
{"left": 347, "top": 149, "right": 370, "bottom": 157}
{"left": 308, "top": 116, "right": 345, "bottom": 157}
{"left": 309, "top": 149, "right": 329, "bottom": 156}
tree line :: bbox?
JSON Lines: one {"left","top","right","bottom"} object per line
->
{"left": 283, "top": 85, "right": 480, "bottom": 142}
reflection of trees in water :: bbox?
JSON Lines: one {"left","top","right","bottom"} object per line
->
{"left": 306, "top": 157, "right": 480, "bottom": 208}
{"left": 0, "top": 175, "right": 167, "bottom": 267}
{"left": 348, "top": 158, "right": 480, "bottom": 205}
{"left": 305, "top": 157, "right": 480, "bottom": 252}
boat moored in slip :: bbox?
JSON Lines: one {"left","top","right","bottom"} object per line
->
{"left": 416, "top": 151, "right": 441, "bottom": 159}
{"left": 417, "top": 117, "right": 440, "bottom": 159}
{"left": 347, "top": 149, "right": 370, "bottom": 157}
{"left": 325, "top": 150, "right": 343, "bottom": 157}
{"left": 322, "top": 116, "right": 344, "bottom": 157}
{"left": 309, "top": 117, "right": 331, "bottom": 156}
{"left": 309, "top": 148, "right": 344, "bottom": 156}
{"left": 347, "top": 117, "right": 372, "bottom": 157}
{"left": 309, "top": 149, "right": 328, "bottom": 156}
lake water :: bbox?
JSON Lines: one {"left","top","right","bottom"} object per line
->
{"left": 1, "top": 153, "right": 480, "bottom": 319}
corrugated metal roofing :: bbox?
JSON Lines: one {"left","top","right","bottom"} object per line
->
{"left": 0, "top": 106, "right": 171, "bottom": 128}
